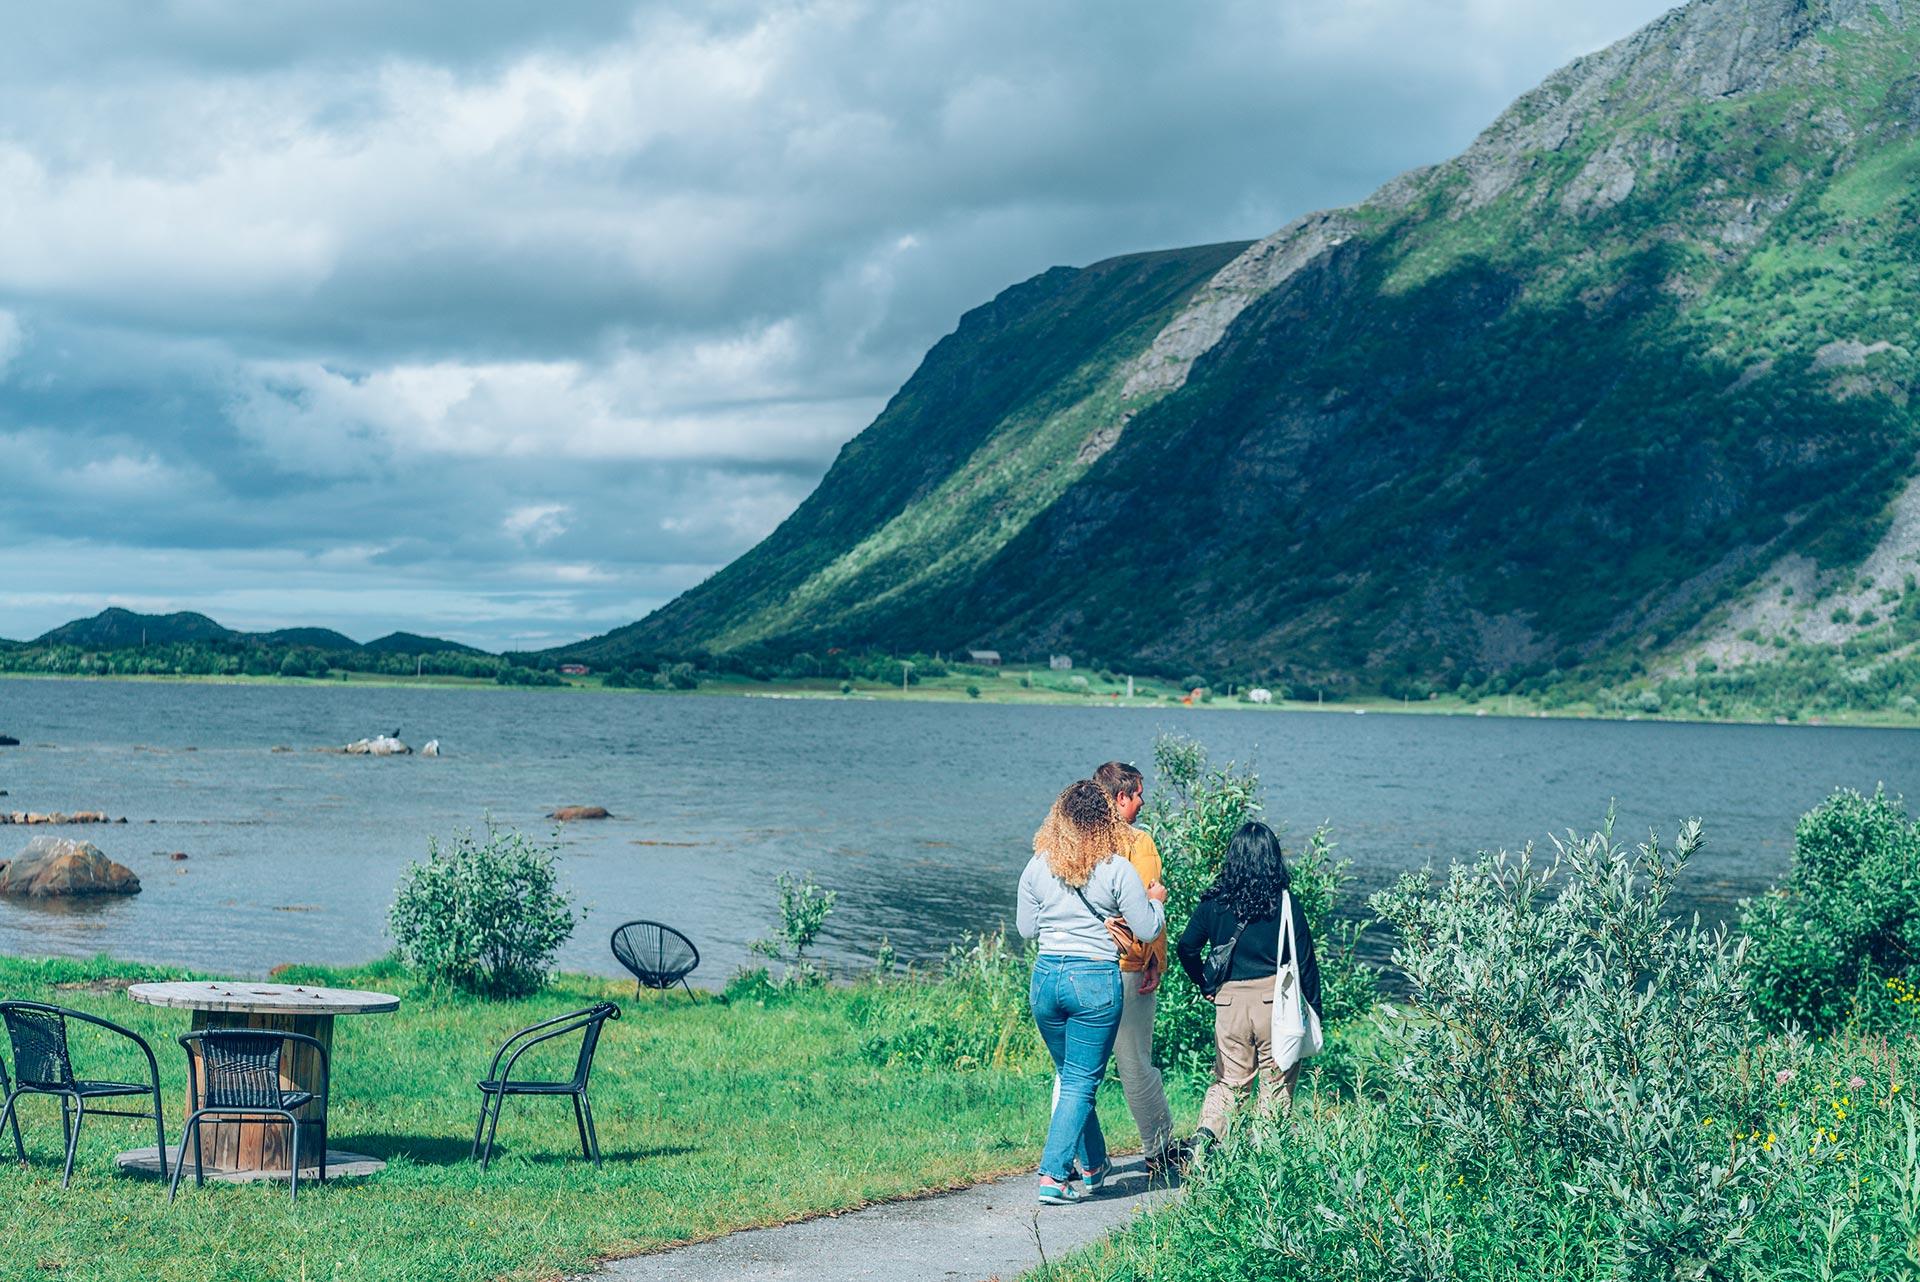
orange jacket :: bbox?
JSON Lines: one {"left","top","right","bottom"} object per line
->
{"left": 1117, "top": 825, "right": 1167, "bottom": 976}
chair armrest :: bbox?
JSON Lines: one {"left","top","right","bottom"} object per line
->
{"left": 62, "top": 1006, "right": 162, "bottom": 1090}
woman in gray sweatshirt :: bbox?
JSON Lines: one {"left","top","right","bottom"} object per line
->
{"left": 1017, "top": 779, "right": 1166, "bottom": 1204}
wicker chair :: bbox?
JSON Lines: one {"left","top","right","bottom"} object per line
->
{"left": 170, "top": 1029, "right": 329, "bottom": 1203}
{"left": 472, "top": 1003, "right": 620, "bottom": 1171}
{"left": 610, "top": 921, "right": 700, "bottom": 999}
{"left": 0, "top": 1001, "right": 167, "bottom": 1187}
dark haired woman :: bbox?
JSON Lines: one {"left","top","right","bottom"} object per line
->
{"left": 1017, "top": 779, "right": 1167, "bottom": 1204}
{"left": 1175, "top": 819, "right": 1320, "bottom": 1145}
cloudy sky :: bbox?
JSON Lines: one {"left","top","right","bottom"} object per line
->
{"left": 0, "top": 0, "right": 1675, "bottom": 650}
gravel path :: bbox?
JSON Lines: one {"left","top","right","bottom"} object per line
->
{"left": 586, "top": 1160, "right": 1177, "bottom": 1282}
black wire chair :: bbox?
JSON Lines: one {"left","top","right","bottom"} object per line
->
{"left": 0, "top": 1000, "right": 168, "bottom": 1187}
{"left": 170, "top": 1029, "right": 329, "bottom": 1203}
{"left": 610, "top": 921, "right": 701, "bottom": 999}
{"left": 472, "top": 1003, "right": 620, "bottom": 1171}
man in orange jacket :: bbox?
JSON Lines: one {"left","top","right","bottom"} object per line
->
{"left": 1093, "top": 760, "right": 1177, "bottom": 1171}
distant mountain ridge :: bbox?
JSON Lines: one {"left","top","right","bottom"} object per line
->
{"left": 564, "top": 0, "right": 1920, "bottom": 702}
{"left": 30, "top": 608, "right": 485, "bottom": 655}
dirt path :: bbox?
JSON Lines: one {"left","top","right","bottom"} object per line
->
{"left": 586, "top": 1160, "right": 1176, "bottom": 1282}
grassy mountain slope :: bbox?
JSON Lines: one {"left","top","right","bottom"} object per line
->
{"left": 562, "top": 242, "right": 1249, "bottom": 665}
{"left": 364, "top": 631, "right": 485, "bottom": 656}
{"left": 580, "top": 0, "right": 1920, "bottom": 700}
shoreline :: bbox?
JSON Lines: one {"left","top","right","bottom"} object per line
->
{"left": 3, "top": 668, "right": 1916, "bottom": 732}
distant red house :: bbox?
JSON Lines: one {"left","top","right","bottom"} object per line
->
{"left": 560, "top": 664, "right": 589, "bottom": 676}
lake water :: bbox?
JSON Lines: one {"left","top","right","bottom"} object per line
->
{"left": 0, "top": 679, "right": 1913, "bottom": 984}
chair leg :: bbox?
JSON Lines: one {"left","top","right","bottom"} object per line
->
{"left": 480, "top": 1094, "right": 506, "bottom": 1171}
{"left": 287, "top": 1114, "right": 299, "bottom": 1204}
{"left": 151, "top": 1086, "right": 169, "bottom": 1183}
{"left": 168, "top": 1114, "right": 199, "bottom": 1203}
{"left": 580, "top": 1090, "right": 602, "bottom": 1167}
{"left": 192, "top": 1112, "right": 205, "bottom": 1188}
{"left": 680, "top": 976, "right": 698, "bottom": 1002}
{"left": 60, "top": 1095, "right": 84, "bottom": 1188}
{"left": 571, "top": 1093, "right": 591, "bottom": 1161}
{"left": 471, "top": 1092, "right": 490, "bottom": 1161}
{"left": 0, "top": 1088, "right": 25, "bottom": 1163}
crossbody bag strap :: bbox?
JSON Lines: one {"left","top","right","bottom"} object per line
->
{"left": 1071, "top": 884, "right": 1108, "bottom": 922}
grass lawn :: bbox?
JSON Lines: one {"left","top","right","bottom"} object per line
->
{"left": 0, "top": 953, "right": 1178, "bottom": 1282}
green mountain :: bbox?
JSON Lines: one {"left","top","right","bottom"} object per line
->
{"left": 258, "top": 627, "right": 361, "bottom": 650}
{"left": 364, "top": 632, "right": 485, "bottom": 656}
{"left": 37, "top": 608, "right": 236, "bottom": 648}
{"left": 576, "top": 0, "right": 1920, "bottom": 702}
{"left": 29, "top": 610, "right": 487, "bottom": 656}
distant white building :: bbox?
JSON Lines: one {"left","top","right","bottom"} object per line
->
{"left": 1048, "top": 654, "right": 1073, "bottom": 670}
{"left": 1248, "top": 688, "right": 1273, "bottom": 704}
{"left": 966, "top": 649, "right": 1002, "bottom": 666}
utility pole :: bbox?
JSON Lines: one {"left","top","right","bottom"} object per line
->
{"left": 900, "top": 660, "right": 912, "bottom": 694}
{"left": 416, "top": 655, "right": 424, "bottom": 679}
{"left": 1126, "top": 674, "right": 1134, "bottom": 699}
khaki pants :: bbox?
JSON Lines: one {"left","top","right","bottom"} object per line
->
{"left": 1198, "top": 975, "right": 1301, "bottom": 1137}
{"left": 1112, "top": 978, "right": 1173, "bottom": 1160}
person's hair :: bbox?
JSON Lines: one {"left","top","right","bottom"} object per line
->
{"left": 1033, "top": 779, "right": 1125, "bottom": 887}
{"left": 1093, "top": 761, "right": 1144, "bottom": 800}
{"left": 1200, "top": 820, "right": 1290, "bottom": 922}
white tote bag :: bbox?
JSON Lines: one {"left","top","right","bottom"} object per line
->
{"left": 1271, "top": 889, "right": 1324, "bottom": 1072}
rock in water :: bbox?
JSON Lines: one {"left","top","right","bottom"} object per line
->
{"left": 548, "top": 805, "right": 611, "bottom": 821}
{"left": 422, "top": 739, "right": 441, "bottom": 757}
{"left": 0, "top": 734, "right": 18, "bottom": 746}
{"left": 343, "top": 735, "right": 412, "bottom": 756}
{"left": 0, "top": 836, "right": 141, "bottom": 898}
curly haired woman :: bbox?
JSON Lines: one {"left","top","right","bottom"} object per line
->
{"left": 1175, "top": 819, "right": 1321, "bottom": 1148}
{"left": 1016, "top": 779, "right": 1166, "bottom": 1204}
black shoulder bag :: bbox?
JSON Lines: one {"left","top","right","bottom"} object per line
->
{"left": 1199, "top": 912, "right": 1250, "bottom": 998}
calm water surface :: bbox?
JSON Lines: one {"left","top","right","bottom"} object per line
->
{"left": 0, "top": 679, "right": 1913, "bottom": 982}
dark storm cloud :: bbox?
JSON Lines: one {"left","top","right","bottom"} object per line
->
{"left": 0, "top": 0, "right": 1677, "bottom": 647}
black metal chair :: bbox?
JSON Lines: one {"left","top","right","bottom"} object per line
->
{"left": 472, "top": 1003, "right": 620, "bottom": 1171}
{"left": 0, "top": 1000, "right": 167, "bottom": 1187}
{"left": 611, "top": 921, "right": 700, "bottom": 999}
{"left": 170, "top": 1029, "right": 329, "bottom": 1203}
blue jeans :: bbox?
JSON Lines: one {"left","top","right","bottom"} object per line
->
{"left": 1030, "top": 954, "right": 1124, "bottom": 1181}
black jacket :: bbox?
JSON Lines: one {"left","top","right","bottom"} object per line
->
{"left": 1176, "top": 892, "right": 1322, "bottom": 1015}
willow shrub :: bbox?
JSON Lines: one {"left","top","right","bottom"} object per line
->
{"left": 852, "top": 931, "right": 1047, "bottom": 1072}
{"left": 1044, "top": 820, "right": 1836, "bottom": 1282}
{"left": 388, "top": 821, "right": 579, "bottom": 998}
{"left": 1143, "top": 735, "right": 1373, "bottom": 1075}
{"left": 1742, "top": 787, "right": 1920, "bottom": 1029}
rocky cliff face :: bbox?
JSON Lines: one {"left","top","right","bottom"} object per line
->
{"left": 576, "top": 0, "right": 1920, "bottom": 701}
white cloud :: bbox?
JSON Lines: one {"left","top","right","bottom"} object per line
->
{"left": 502, "top": 503, "right": 571, "bottom": 545}
{"left": 0, "top": 309, "right": 21, "bottom": 377}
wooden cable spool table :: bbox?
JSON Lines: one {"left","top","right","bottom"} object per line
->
{"left": 116, "top": 980, "right": 400, "bottom": 1181}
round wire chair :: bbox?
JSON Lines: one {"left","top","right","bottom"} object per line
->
{"left": 610, "top": 921, "right": 701, "bottom": 999}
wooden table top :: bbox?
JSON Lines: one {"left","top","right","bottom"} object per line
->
{"left": 127, "top": 980, "right": 401, "bottom": 1016}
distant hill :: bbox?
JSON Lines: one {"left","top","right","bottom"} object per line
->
{"left": 257, "top": 627, "right": 361, "bottom": 650}
{"left": 23, "top": 609, "right": 492, "bottom": 656}
{"left": 364, "top": 632, "right": 485, "bottom": 656}
{"left": 564, "top": 0, "right": 1920, "bottom": 707}
{"left": 37, "top": 608, "right": 236, "bottom": 648}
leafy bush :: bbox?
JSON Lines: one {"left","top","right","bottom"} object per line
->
{"left": 1046, "top": 818, "right": 1829, "bottom": 1282}
{"left": 1143, "top": 735, "right": 1373, "bottom": 1074}
{"left": 388, "top": 822, "right": 579, "bottom": 997}
{"left": 748, "top": 870, "right": 837, "bottom": 986}
{"left": 1742, "top": 787, "right": 1920, "bottom": 1028}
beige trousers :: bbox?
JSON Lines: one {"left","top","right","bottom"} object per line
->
{"left": 1112, "top": 979, "right": 1174, "bottom": 1159}
{"left": 1197, "top": 974, "right": 1301, "bottom": 1137}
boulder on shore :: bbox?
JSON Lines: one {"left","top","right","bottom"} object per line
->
{"left": 0, "top": 836, "right": 141, "bottom": 898}
{"left": 548, "top": 805, "right": 611, "bottom": 822}
{"left": 343, "top": 735, "right": 411, "bottom": 756}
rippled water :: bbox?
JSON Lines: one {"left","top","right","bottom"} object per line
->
{"left": 0, "top": 678, "right": 1912, "bottom": 983}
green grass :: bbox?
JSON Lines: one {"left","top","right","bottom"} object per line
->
{"left": 0, "top": 954, "right": 1173, "bottom": 1282}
